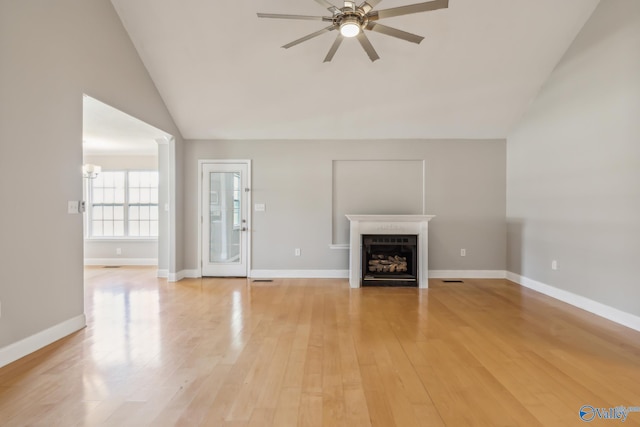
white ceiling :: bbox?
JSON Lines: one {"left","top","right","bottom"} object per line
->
{"left": 109, "top": 0, "right": 600, "bottom": 140}
{"left": 83, "top": 95, "right": 170, "bottom": 156}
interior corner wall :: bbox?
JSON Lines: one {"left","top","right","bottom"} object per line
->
{"left": 506, "top": 0, "right": 640, "bottom": 316}
{"left": 184, "top": 139, "right": 506, "bottom": 273}
{"left": 0, "top": 0, "right": 184, "bottom": 358}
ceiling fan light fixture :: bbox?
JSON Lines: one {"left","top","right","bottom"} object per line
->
{"left": 340, "top": 17, "right": 361, "bottom": 37}
{"left": 257, "top": 0, "right": 450, "bottom": 61}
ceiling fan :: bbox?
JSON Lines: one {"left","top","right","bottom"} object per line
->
{"left": 257, "top": 0, "right": 449, "bottom": 62}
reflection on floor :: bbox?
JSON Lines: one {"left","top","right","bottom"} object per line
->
{"left": 1, "top": 267, "right": 640, "bottom": 426}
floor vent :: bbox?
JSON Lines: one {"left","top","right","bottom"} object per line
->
{"left": 104, "top": 266, "right": 121, "bottom": 269}
{"left": 252, "top": 279, "right": 274, "bottom": 283}
{"left": 442, "top": 280, "right": 464, "bottom": 283}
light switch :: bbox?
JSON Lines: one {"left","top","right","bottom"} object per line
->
{"left": 255, "top": 203, "right": 266, "bottom": 212}
{"left": 68, "top": 201, "right": 80, "bottom": 214}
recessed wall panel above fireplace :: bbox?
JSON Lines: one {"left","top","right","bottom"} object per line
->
{"left": 332, "top": 160, "right": 425, "bottom": 246}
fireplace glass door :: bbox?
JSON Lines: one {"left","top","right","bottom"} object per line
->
{"left": 362, "top": 235, "right": 418, "bottom": 286}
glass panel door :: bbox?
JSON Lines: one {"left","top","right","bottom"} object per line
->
{"left": 208, "top": 171, "right": 241, "bottom": 263}
{"left": 202, "top": 162, "right": 249, "bottom": 276}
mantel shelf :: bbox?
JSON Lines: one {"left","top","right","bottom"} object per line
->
{"left": 346, "top": 215, "right": 435, "bottom": 223}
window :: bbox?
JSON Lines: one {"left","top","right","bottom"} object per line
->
{"left": 127, "top": 171, "right": 159, "bottom": 237}
{"left": 87, "top": 170, "right": 159, "bottom": 238}
{"left": 233, "top": 172, "right": 241, "bottom": 228}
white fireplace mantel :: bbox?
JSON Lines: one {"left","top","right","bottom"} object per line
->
{"left": 346, "top": 215, "right": 435, "bottom": 288}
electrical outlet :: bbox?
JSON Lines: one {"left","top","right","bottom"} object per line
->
{"left": 116, "top": 248, "right": 122, "bottom": 256}
{"left": 460, "top": 248, "right": 466, "bottom": 257}
{"left": 295, "top": 248, "right": 301, "bottom": 256}
{"left": 552, "top": 260, "right": 558, "bottom": 270}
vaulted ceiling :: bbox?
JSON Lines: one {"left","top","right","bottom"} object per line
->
{"left": 83, "top": 95, "right": 170, "bottom": 156}
{"left": 109, "top": 0, "right": 600, "bottom": 140}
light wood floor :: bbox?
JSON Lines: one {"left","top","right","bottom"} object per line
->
{"left": 1, "top": 268, "right": 640, "bottom": 426}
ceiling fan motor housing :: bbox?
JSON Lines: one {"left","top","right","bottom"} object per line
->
{"left": 336, "top": 8, "right": 368, "bottom": 37}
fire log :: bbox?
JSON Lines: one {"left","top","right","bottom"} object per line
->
{"left": 368, "top": 254, "right": 408, "bottom": 273}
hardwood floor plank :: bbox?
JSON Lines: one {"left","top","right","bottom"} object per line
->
{"left": 298, "top": 392, "right": 323, "bottom": 427}
{"left": 272, "top": 387, "right": 302, "bottom": 427}
{"left": 342, "top": 384, "right": 372, "bottom": 427}
{"left": 172, "top": 363, "right": 233, "bottom": 426}
{"left": 1, "top": 270, "right": 640, "bottom": 426}
{"left": 359, "top": 364, "right": 398, "bottom": 426}
{"left": 248, "top": 407, "right": 276, "bottom": 426}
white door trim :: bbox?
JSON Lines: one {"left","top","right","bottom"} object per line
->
{"left": 198, "top": 159, "right": 252, "bottom": 277}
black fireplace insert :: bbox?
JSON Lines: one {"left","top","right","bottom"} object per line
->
{"left": 361, "top": 234, "right": 418, "bottom": 287}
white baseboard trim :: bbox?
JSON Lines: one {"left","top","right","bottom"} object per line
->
{"left": 168, "top": 269, "right": 200, "bottom": 282}
{"left": 250, "top": 269, "right": 350, "bottom": 279}
{"left": 167, "top": 269, "right": 508, "bottom": 281}
{"left": 429, "top": 270, "right": 507, "bottom": 279}
{"left": 507, "top": 272, "right": 640, "bottom": 333}
{"left": 157, "top": 269, "right": 169, "bottom": 278}
{"left": 0, "top": 314, "right": 86, "bottom": 369}
{"left": 84, "top": 258, "right": 158, "bottom": 266}
{"left": 241, "top": 270, "right": 508, "bottom": 280}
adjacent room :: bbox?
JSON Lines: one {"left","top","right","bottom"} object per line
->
{"left": 1, "top": 0, "right": 639, "bottom": 425}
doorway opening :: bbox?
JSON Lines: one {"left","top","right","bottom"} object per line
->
{"left": 82, "top": 95, "right": 176, "bottom": 279}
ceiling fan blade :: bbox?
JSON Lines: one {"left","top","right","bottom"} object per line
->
{"left": 323, "top": 34, "right": 344, "bottom": 62}
{"left": 282, "top": 25, "right": 337, "bottom": 49}
{"left": 314, "top": 0, "right": 340, "bottom": 14}
{"left": 372, "top": 0, "right": 448, "bottom": 20}
{"left": 257, "top": 13, "right": 331, "bottom": 21}
{"left": 356, "top": 32, "right": 380, "bottom": 62}
{"left": 366, "top": 22, "right": 424, "bottom": 44}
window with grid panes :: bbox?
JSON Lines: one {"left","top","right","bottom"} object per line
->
{"left": 88, "top": 170, "right": 159, "bottom": 238}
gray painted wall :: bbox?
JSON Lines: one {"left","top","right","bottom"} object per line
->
{"left": 184, "top": 139, "right": 506, "bottom": 272}
{"left": 507, "top": 0, "right": 640, "bottom": 316}
{"left": 0, "top": 0, "right": 184, "bottom": 350}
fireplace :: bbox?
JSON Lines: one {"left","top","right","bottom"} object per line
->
{"left": 362, "top": 234, "right": 418, "bottom": 286}
{"left": 346, "top": 215, "right": 435, "bottom": 288}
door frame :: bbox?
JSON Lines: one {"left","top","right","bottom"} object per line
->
{"left": 197, "top": 159, "right": 252, "bottom": 277}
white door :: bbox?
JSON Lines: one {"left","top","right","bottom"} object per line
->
{"left": 201, "top": 162, "right": 249, "bottom": 276}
